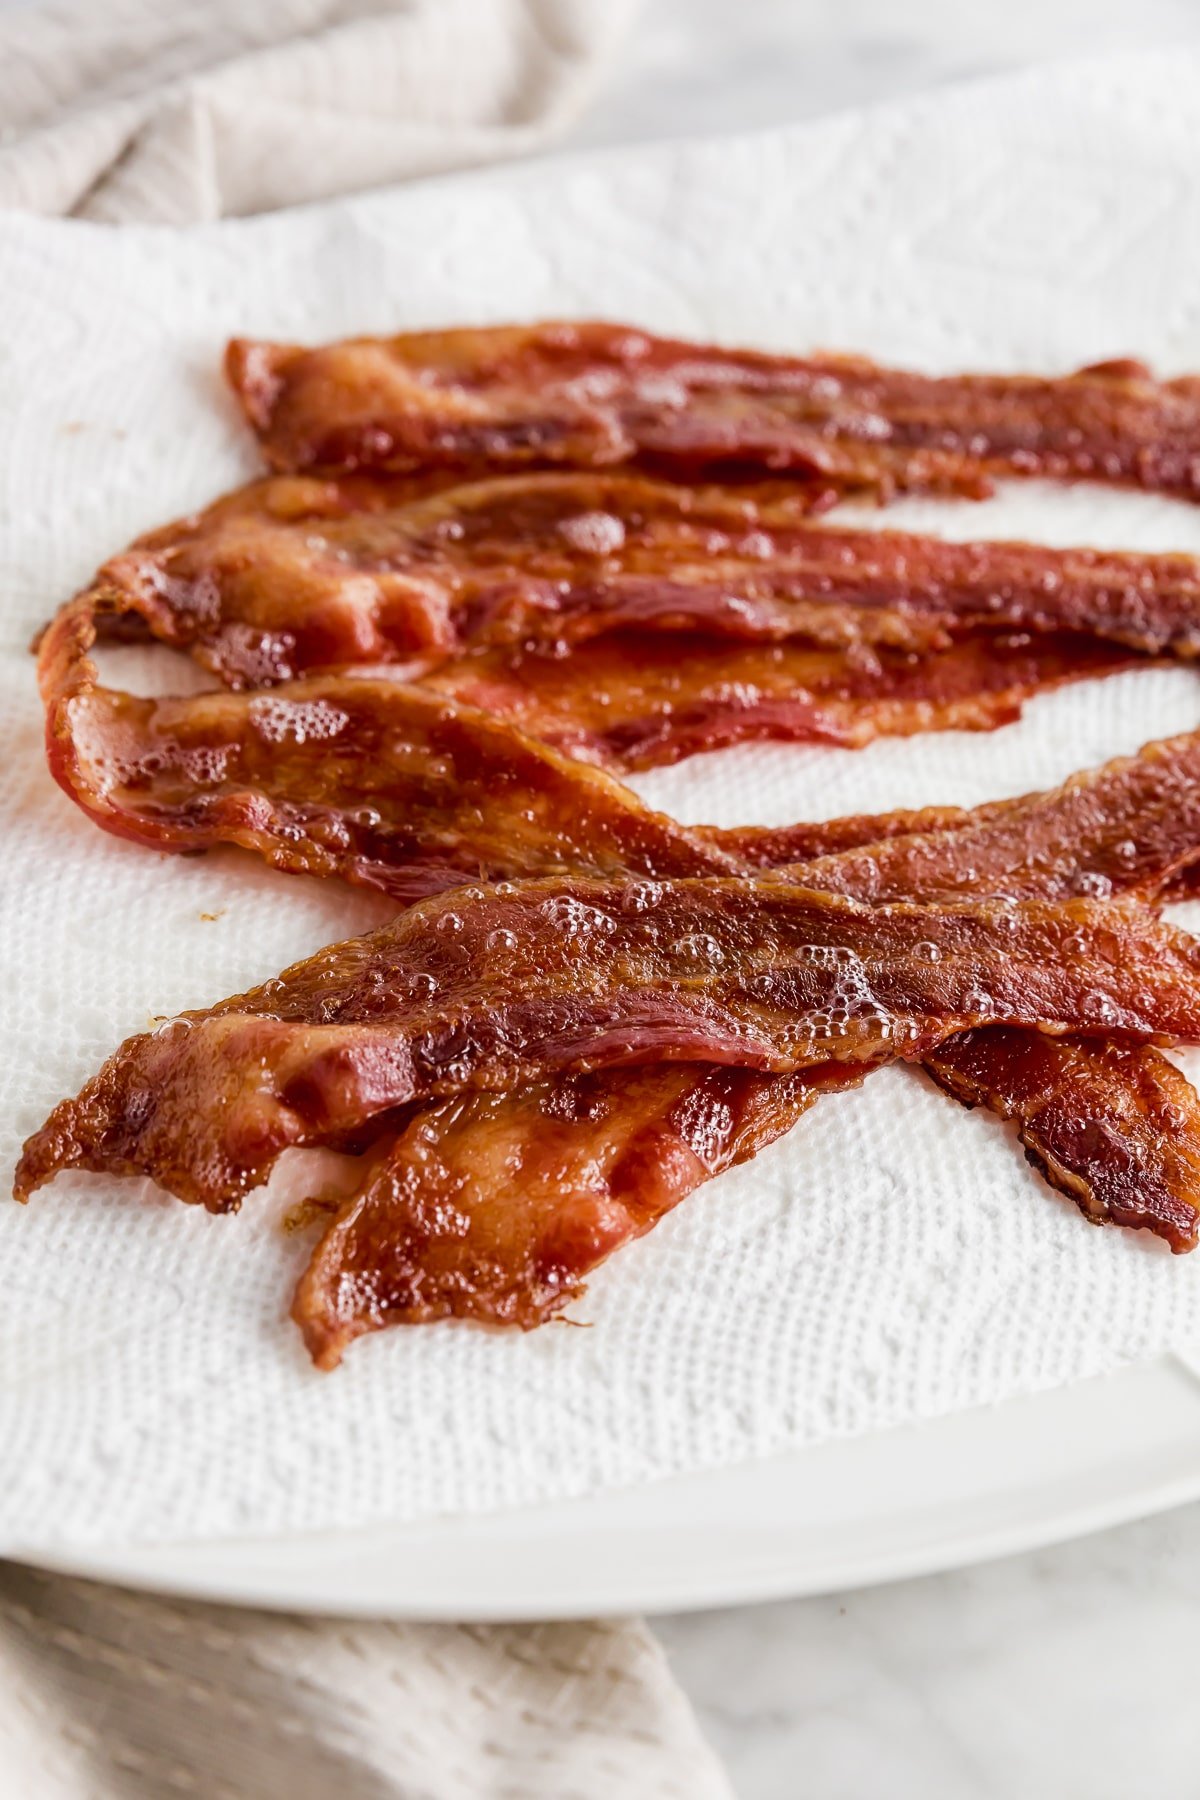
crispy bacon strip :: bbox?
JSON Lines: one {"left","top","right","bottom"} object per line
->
{"left": 799, "top": 729, "right": 1200, "bottom": 906}
{"left": 38, "top": 599, "right": 744, "bottom": 902}
{"left": 298, "top": 1024, "right": 1200, "bottom": 1365}
{"left": 36, "top": 594, "right": 1148, "bottom": 890}
{"left": 37, "top": 581, "right": 1200, "bottom": 1351}
{"left": 227, "top": 321, "right": 1200, "bottom": 502}
{"left": 293, "top": 1064, "right": 870, "bottom": 1361}
{"left": 420, "top": 630, "right": 1134, "bottom": 770}
{"left": 76, "top": 467, "right": 1200, "bottom": 684}
{"left": 294, "top": 730, "right": 1200, "bottom": 1360}
{"left": 925, "top": 1031, "right": 1200, "bottom": 1251}
{"left": 17, "top": 878, "right": 1197, "bottom": 1214}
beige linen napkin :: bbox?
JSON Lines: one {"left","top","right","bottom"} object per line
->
{"left": 0, "top": 1566, "right": 730, "bottom": 1799}
{"left": 0, "top": 0, "right": 637, "bottom": 221}
{"left": 0, "top": 2, "right": 732, "bottom": 1794}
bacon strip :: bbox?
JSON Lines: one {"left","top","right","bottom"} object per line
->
{"left": 17, "top": 878, "right": 1197, "bottom": 1215}
{"left": 799, "top": 729, "right": 1200, "bottom": 906}
{"left": 298, "top": 1024, "right": 1200, "bottom": 1366}
{"left": 420, "top": 630, "right": 1134, "bottom": 770}
{"left": 226, "top": 321, "right": 1200, "bottom": 502}
{"left": 925, "top": 1031, "right": 1200, "bottom": 1251}
{"left": 37, "top": 594, "right": 1150, "bottom": 891}
{"left": 38, "top": 599, "right": 743, "bottom": 903}
{"left": 76, "top": 466, "right": 1200, "bottom": 684}
{"left": 293, "top": 1064, "right": 869, "bottom": 1362}
{"left": 38, "top": 576, "right": 1200, "bottom": 1352}
{"left": 294, "top": 731, "right": 1200, "bottom": 1360}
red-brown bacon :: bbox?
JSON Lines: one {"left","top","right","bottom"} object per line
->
{"left": 421, "top": 630, "right": 1133, "bottom": 770}
{"left": 799, "top": 729, "right": 1200, "bottom": 906}
{"left": 36, "top": 594, "right": 1148, "bottom": 894}
{"left": 297, "top": 1027, "right": 1200, "bottom": 1365}
{"left": 925, "top": 1031, "right": 1200, "bottom": 1250}
{"left": 38, "top": 598, "right": 743, "bottom": 903}
{"left": 293, "top": 1064, "right": 868, "bottom": 1364}
{"left": 226, "top": 321, "right": 1200, "bottom": 502}
{"left": 293, "top": 731, "right": 1200, "bottom": 1360}
{"left": 37, "top": 576, "right": 1200, "bottom": 1355}
{"left": 77, "top": 467, "right": 1200, "bottom": 687}
{"left": 17, "top": 878, "right": 1199, "bottom": 1214}
{"left": 46, "top": 617, "right": 1129, "bottom": 880}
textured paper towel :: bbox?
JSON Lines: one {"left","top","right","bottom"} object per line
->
{"left": 5, "top": 51, "right": 1200, "bottom": 1549}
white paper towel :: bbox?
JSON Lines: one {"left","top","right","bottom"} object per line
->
{"left": 5, "top": 51, "right": 1200, "bottom": 1550}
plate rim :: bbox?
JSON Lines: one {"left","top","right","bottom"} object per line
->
{"left": 17, "top": 1356, "right": 1200, "bottom": 1619}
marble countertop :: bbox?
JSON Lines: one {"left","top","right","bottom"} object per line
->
{"left": 657, "top": 1506, "right": 1200, "bottom": 1799}
{"left": 565, "top": 5, "right": 1200, "bottom": 1796}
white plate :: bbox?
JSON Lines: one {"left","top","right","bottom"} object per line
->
{"left": 25, "top": 1357, "right": 1200, "bottom": 1618}
{"left": 9, "top": 50, "right": 1200, "bottom": 1587}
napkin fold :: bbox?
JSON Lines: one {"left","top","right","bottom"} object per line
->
{"left": 0, "top": 2, "right": 735, "bottom": 1796}
{"left": 0, "top": 1564, "right": 731, "bottom": 1799}
{"left": 0, "top": 0, "right": 637, "bottom": 222}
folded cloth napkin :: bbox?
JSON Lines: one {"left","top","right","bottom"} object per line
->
{"left": 0, "top": 0, "right": 637, "bottom": 221}
{"left": 0, "top": 1565, "right": 731, "bottom": 1799}
{"left": 0, "top": 1, "right": 732, "bottom": 1794}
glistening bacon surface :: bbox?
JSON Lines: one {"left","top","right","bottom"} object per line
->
{"left": 293, "top": 1064, "right": 869, "bottom": 1366}
{"left": 76, "top": 467, "right": 1200, "bottom": 684}
{"left": 45, "top": 612, "right": 1124, "bottom": 889}
{"left": 925, "top": 1031, "right": 1200, "bottom": 1252}
{"left": 298, "top": 1026, "right": 1200, "bottom": 1366}
{"left": 36, "top": 594, "right": 1147, "bottom": 891}
{"left": 294, "top": 731, "right": 1200, "bottom": 1358}
{"left": 799, "top": 728, "right": 1200, "bottom": 906}
{"left": 227, "top": 320, "right": 1200, "bottom": 501}
{"left": 38, "top": 599, "right": 743, "bottom": 902}
{"left": 17, "top": 879, "right": 1198, "bottom": 1214}
{"left": 419, "top": 631, "right": 1132, "bottom": 769}
{"left": 39, "top": 580, "right": 1200, "bottom": 1348}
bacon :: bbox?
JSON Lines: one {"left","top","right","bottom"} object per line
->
{"left": 76, "top": 466, "right": 1200, "bottom": 687}
{"left": 294, "top": 730, "right": 1200, "bottom": 1358}
{"left": 421, "top": 630, "right": 1134, "bottom": 770}
{"left": 724, "top": 807, "right": 977, "bottom": 869}
{"left": 37, "top": 570, "right": 1200, "bottom": 1353}
{"left": 925, "top": 1032, "right": 1200, "bottom": 1252}
{"left": 799, "top": 728, "right": 1200, "bottom": 906}
{"left": 226, "top": 322, "right": 1200, "bottom": 502}
{"left": 37, "top": 593, "right": 1149, "bottom": 893}
{"left": 45, "top": 609, "right": 1128, "bottom": 909}
{"left": 300, "top": 1023, "right": 1200, "bottom": 1364}
{"left": 17, "top": 878, "right": 1197, "bottom": 1215}
{"left": 38, "top": 599, "right": 743, "bottom": 902}
{"left": 293, "top": 1064, "right": 869, "bottom": 1365}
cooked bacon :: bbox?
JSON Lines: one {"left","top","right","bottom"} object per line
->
{"left": 37, "top": 593, "right": 1148, "bottom": 891}
{"left": 38, "top": 573, "right": 1200, "bottom": 1350}
{"left": 297, "top": 1023, "right": 1200, "bottom": 1364}
{"left": 421, "top": 630, "right": 1134, "bottom": 769}
{"left": 926, "top": 1031, "right": 1200, "bottom": 1252}
{"left": 293, "top": 1063, "right": 869, "bottom": 1365}
{"left": 226, "top": 321, "right": 1200, "bottom": 502}
{"left": 294, "top": 729, "right": 1200, "bottom": 1358}
{"left": 799, "top": 727, "right": 1200, "bottom": 906}
{"left": 75, "top": 466, "right": 1200, "bottom": 684}
{"left": 38, "top": 599, "right": 743, "bottom": 902}
{"left": 17, "top": 878, "right": 1196, "bottom": 1214}
{"left": 724, "top": 807, "right": 977, "bottom": 868}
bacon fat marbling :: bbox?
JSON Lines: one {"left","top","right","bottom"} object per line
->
{"left": 17, "top": 878, "right": 1198, "bottom": 1216}
{"left": 76, "top": 466, "right": 1200, "bottom": 688}
{"left": 291, "top": 733, "right": 1200, "bottom": 1358}
{"left": 227, "top": 321, "right": 1200, "bottom": 502}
